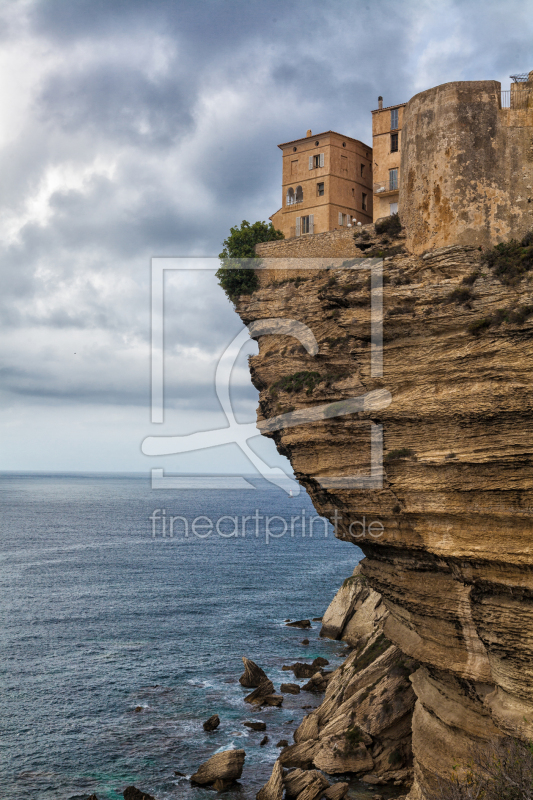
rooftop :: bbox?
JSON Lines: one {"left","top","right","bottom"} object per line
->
{"left": 277, "top": 130, "right": 369, "bottom": 149}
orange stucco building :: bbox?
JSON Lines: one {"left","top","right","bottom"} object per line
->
{"left": 270, "top": 130, "right": 373, "bottom": 239}
{"left": 371, "top": 97, "right": 406, "bottom": 221}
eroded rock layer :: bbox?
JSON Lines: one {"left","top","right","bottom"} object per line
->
{"left": 236, "top": 231, "right": 533, "bottom": 798}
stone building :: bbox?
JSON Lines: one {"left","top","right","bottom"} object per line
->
{"left": 269, "top": 130, "right": 373, "bottom": 239}
{"left": 400, "top": 73, "right": 533, "bottom": 253}
{"left": 371, "top": 97, "right": 406, "bottom": 221}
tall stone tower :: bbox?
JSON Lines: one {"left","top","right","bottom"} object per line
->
{"left": 269, "top": 130, "right": 373, "bottom": 239}
{"left": 400, "top": 74, "right": 533, "bottom": 253}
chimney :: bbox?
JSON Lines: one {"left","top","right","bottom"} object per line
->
{"left": 378, "top": 96, "right": 383, "bottom": 110}
{"left": 306, "top": 129, "right": 312, "bottom": 137}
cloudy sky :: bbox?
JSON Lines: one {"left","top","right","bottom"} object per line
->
{"left": 1, "top": 0, "right": 531, "bottom": 475}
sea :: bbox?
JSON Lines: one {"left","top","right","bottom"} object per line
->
{"left": 0, "top": 472, "right": 401, "bottom": 800}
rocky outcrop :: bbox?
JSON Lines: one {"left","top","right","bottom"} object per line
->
{"left": 235, "top": 232, "right": 533, "bottom": 798}
{"left": 191, "top": 749, "right": 245, "bottom": 790}
{"left": 240, "top": 657, "right": 270, "bottom": 687}
{"left": 203, "top": 714, "right": 220, "bottom": 731}
{"left": 123, "top": 788, "right": 155, "bottom": 800}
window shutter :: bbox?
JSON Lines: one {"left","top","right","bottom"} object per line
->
{"left": 319, "top": 153, "right": 324, "bottom": 167}
{"left": 296, "top": 217, "right": 301, "bottom": 237}
{"left": 338, "top": 211, "right": 343, "bottom": 226}
{"left": 308, "top": 156, "right": 313, "bottom": 170}
{"left": 309, "top": 214, "right": 314, "bottom": 234}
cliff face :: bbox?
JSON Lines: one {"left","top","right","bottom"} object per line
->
{"left": 237, "top": 229, "right": 533, "bottom": 798}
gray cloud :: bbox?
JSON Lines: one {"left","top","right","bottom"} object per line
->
{"left": 0, "top": 0, "right": 531, "bottom": 470}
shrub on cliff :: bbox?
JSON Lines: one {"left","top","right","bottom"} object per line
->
{"left": 375, "top": 213, "right": 402, "bottom": 237}
{"left": 216, "top": 220, "right": 284, "bottom": 301}
{"left": 484, "top": 232, "right": 533, "bottom": 286}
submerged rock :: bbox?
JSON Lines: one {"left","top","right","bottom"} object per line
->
{"left": 123, "top": 788, "right": 156, "bottom": 800}
{"left": 285, "top": 619, "right": 311, "bottom": 629}
{"left": 260, "top": 735, "right": 269, "bottom": 746}
{"left": 203, "top": 714, "right": 220, "bottom": 731}
{"left": 280, "top": 682, "right": 300, "bottom": 694}
{"left": 244, "top": 720, "right": 266, "bottom": 731}
{"left": 239, "top": 656, "right": 270, "bottom": 687}
{"left": 190, "top": 749, "right": 245, "bottom": 787}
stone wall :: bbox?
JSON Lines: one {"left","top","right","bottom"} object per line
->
{"left": 256, "top": 227, "right": 362, "bottom": 258}
{"left": 400, "top": 79, "right": 533, "bottom": 254}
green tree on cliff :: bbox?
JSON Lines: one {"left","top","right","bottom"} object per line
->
{"left": 216, "top": 219, "right": 283, "bottom": 301}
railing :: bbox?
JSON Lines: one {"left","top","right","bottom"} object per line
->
{"left": 501, "top": 89, "right": 532, "bottom": 109}
{"left": 373, "top": 179, "right": 399, "bottom": 194}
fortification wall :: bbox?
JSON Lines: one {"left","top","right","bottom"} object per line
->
{"left": 400, "top": 79, "right": 533, "bottom": 254}
{"left": 255, "top": 227, "right": 361, "bottom": 258}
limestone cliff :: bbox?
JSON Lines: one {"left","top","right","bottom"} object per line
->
{"left": 235, "top": 225, "right": 533, "bottom": 799}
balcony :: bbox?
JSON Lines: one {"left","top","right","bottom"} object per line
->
{"left": 373, "top": 179, "right": 399, "bottom": 196}
{"left": 500, "top": 89, "right": 532, "bottom": 109}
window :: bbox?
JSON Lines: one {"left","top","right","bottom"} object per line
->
{"left": 286, "top": 187, "right": 295, "bottom": 206}
{"left": 389, "top": 168, "right": 398, "bottom": 191}
{"left": 291, "top": 159, "right": 298, "bottom": 175}
{"left": 338, "top": 212, "right": 352, "bottom": 227}
{"left": 309, "top": 153, "right": 325, "bottom": 169}
{"left": 295, "top": 185, "right": 303, "bottom": 203}
{"left": 362, "top": 193, "right": 367, "bottom": 211}
{"left": 352, "top": 187, "right": 355, "bottom": 197}
{"left": 391, "top": 108, "right": 399, "bottom": 129}
{"left": 391, "top": 132, "right": 398, "bottom": 152}
{"left": 296, "top": 214, "right": 314, "bottom": 235}
{"left": 317, "top": 182, "right": 324, "bottom": 197}
{"left": 389, "top": 202, "right": 398, "bottom": 215}
{"left": 360, "top": 164, "right": 365, "bottom": 177}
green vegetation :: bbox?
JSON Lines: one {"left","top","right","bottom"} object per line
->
{"left": 345, "top": 725, "right": 364, "bottom": 749}
{"left": 352, "top": 633, "right": 390, "bottom": 673}
{"left": 467, "top": 304, "right": 533, "bottom": 335}
{"left": 375, "top": 212, "right": 402, "bottom": 237}
{"left": 484, "top": 231, "right": 533, "bottom": 286}
{"left": 216, "top": 220, "right": 283, "bottom": 301}
{"left": 384, "top": 448, "right": 416, "bottom": 462}
{"left": 388, "top": 748, "right": 403, "bottom": 766}
{"left": 272, "top": 371, "right": 322, "bottom": 395}
{"left": 448, "top": 286, "right": 474, "bottom": 304}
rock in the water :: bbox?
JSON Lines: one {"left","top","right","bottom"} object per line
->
{"left": 244, "top": 720, "right": 266, "bottom": 731}
{"left": 289, "top": 662, "right": 317, "bottom": 679}
{"left": 286, "top": 619, "right": 311, "bottom": 629}
{"left": 190, "top": 749, "right": 245, "bottom": 786}
{"left": 256, "top": 759, "right": 284, "bottom": 800}
{"left": 134, "top": 706, "right": 143, "bottom": 712}
{"left": 323, "top": 783, "right": 349, "bottom": 799}
{"left": 280, "top": 683, "right": 300, "bottom": 694}
{"left": 86, "top": 795, "right": 99, "bottom": 800}
{"left": 263, "top": 694, "right": 283, "bottom": 707}
{"left": 174, "top": 771, "right": 186, "bottom": 777}
{"left": 260, "top": 735, "right": 269, "bottom": 746}
{"left": 312, "top": 657, "right": 329, "bottom": 668}
{"left": 203, "top": 714, "right": 220, "bottom": 732}
{"left": 239, "top": 657, "right": 269, "bottom": 688}
{"left": 284, "top": 768, "right": 329, "bottom": 799}
{"left": 123, "top": 788, "right": 156, "bottom": 800}
{"left": 276, "top": 739, "right": 289, "bottom": 747}
{"left": 244, "top": 678, "right": 274, "bottom": 705}
{"left": 301, "top": 638, "right": 310, "bottom": 645}
{"left": 302, "top": 672, "right": 330, "bottom": 693}
{"left": 312, "top": 617, "right": 322, "bottom": 622}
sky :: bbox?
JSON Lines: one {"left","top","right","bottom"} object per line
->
{"left": 0, "top": 0, "right": 531, "bottom": 476}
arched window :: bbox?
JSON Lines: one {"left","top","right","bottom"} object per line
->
{"left": 295, "top": 185, "right": 303, "bottom": 203}
{"left": 286, "top": 187, "right": 295, "bottom": 206}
